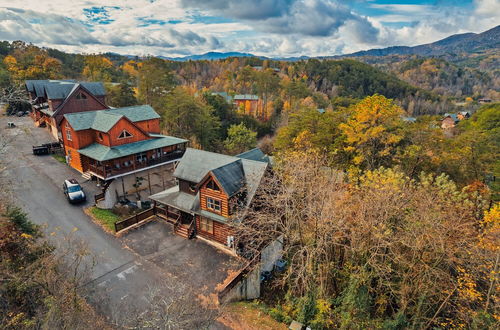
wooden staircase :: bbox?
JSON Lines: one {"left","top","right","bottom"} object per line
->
{"left": 174, "top": 219, "right": 195, "bottom": 239}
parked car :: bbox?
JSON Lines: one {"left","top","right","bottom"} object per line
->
{"left": 63, "top": 179, "right": 86, "bottom": 203}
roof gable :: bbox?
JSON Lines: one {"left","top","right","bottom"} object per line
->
{"left": 203, "top": 160, "right": 245, "bottom": 197}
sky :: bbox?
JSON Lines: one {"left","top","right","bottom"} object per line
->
{"left": 0, "top": 0, "right": 498, "bottom": 58}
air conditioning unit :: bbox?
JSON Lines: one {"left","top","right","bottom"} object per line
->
{"left": 227, "top": 235, "right": 234, "bottom": 248}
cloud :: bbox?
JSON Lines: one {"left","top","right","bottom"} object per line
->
{"left": 0, "top": 7, "right": 99, "bottom": 46}
{"left": 0, "top": 1, "right": 498, "bottom": 58}
{"left": 182, "top": 0, "right": 380, "bottom": 39}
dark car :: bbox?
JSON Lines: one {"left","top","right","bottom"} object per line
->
{"left": 63, "top": 179, "right": 86, "bottom": 204}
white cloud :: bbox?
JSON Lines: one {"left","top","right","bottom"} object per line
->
{"left": 0, "top": 0, "right": 497, "bottom": 57}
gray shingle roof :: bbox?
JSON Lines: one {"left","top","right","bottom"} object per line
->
{"left": 174, "top": 148, "right": 237, "bottom": 183}
{"left": 78, "top": 135, "right": 188, "bottom": 161}
{"left": 149, "top": 186, "right": 199, "bottom": 214}
{"left": 64, "top": 105, "right": 160, "bottom": 132}
{"left": 151, "top": 148, "right": 268, "bottom": 223}
{"left": 236, "top": 148, "right": 270, "bottom": 163}
{"left": 25, "top": 80, "right": 104, "bottom": 99}
{"left": 174, "top": 148, "right": 268, "bottom": 200}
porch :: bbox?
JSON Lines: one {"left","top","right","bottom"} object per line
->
{"left": 155, "top": 204, "right": 196, "bottom": 239}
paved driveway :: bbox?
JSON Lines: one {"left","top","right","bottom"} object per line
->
{"left": 0, "top": 115, "right": 239, "bottom": 328}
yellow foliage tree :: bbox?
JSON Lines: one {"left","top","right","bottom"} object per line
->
{"left": 339, "top": 94, "right": 405, "bottom": 170}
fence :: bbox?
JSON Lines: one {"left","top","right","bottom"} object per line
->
{"left": 114, "top": 207, "right": 155, "bottom": 232}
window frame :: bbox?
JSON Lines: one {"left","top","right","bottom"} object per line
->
{"left": 66, "top": 129, "right": 72, "bottom": 141}
{"left": 206, "top": 197, "right": 221, "bottom": 212}
{"left": 76, "top": 92, "right": 87, "bottom": 100}
{"left": 206, "top": 179, "right": 220, "bottom": 191}
{"left": 118, "top": 129, "right": 133, "bottom": 139}
{"left": 200, "top": 217, "right": 214, "bottom": 234}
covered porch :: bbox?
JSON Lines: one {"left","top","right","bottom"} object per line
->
{"left": 85, "top": 149, "right": 184, "bottom": 180}
{"left": 150, "top": 186, "right": 198, "bottom": 239}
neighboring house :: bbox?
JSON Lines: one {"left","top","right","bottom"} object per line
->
{"left": 150, "top": 148, "right": 269, "bottom": 246}
{"left": 457, "top": 111, "right": 470, "bottom": 120}
{"left": 60, "top": 105, "right": 188, "bottom": 181}
{"left": 402, "top": 116, "right": 417, "bottom": 123}
{"left": 211, "top": 91, "right": 233, "bottom": 104}
{"left": 441, "top": 112, "right": 470, "bottom": 129}
{"left": 233, "top": 94, "right": 260, "bottom": 117}
{"left": 25, "top": 80, "right": 108, "bottom": 140}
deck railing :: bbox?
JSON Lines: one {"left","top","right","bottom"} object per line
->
{"left": 114, "top": 207, "right": 155, "bottom": 232}
{"left": 88, "top": 150, "right": 184, "bottom": 179}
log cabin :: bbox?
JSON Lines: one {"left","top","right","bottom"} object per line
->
{"left": 233, "top": 94, "right": 260, "bottom": 117}
{"left": 150, "top": 148, "right": 269, "bottom": 247}
{"left": 25, "top": 80, "right": 108, "bottom": 140}
{"left": 60, "top": 105, "right": 188, "bottom": 181}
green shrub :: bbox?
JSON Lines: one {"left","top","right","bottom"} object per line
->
{"left": 5, "top": 205, "right": 38, "bottom": 235}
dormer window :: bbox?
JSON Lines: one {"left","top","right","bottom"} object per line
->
{"left": 76, "top": 92, "right": 87, "bottom": 100}
{"left": 207, "top": 179, "right": 220, "bottom": 191}
{"left": 118, "top": 130, "right": 133, "bottom": 139}
{"left": 98, "top": 132, "right": 103, "bottom": 140}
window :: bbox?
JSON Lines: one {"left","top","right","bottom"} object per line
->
{"left": 200, "top": 217, "right": 213, "bottom": 234}
{"left": 118, "top": 129, "right": 133, "bottom": 139}
{"left": 66, "top": 129, "right": 72, "bottom": 141}
{"left": 207, "top": 179, "right": 220, "bottom": 191}
{"left": 76, "top": 92, "right": 87, "bottom": 100}
{"left": 98, "top": 132, "right": 103, "bottom": 140}
{"left": 136, "top": 152, "right": 147, "bottom": 163}
{"left": 206, "top": 197, "right": 221, "bottom": 212}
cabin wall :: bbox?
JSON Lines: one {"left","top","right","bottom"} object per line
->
{"left": 135, "top": 119, "right": 160, "bottom": 134}
{"left": 200, "top": 182, "right": 229, "bottom": 217}
{"left": 65, "top": 146, "right": 83, "bottom": 173}
{"left": 107, "top": 118, "right": 150, "bottom": 147}
{"left": 195, "top": 215, "right": 234, "bottom": 245}
{"left": 179, "top": 179, "right": 197, "bottom": 195}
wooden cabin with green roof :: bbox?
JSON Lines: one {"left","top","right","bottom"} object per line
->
{"left": 60, "top": 105, "right": 188, "bottom": 180}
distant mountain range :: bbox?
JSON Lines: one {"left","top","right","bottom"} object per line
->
{"left": 157, "top": 25, "right": 498, "bottom": 62}
{"left": 339, "top": 25, "right": 499, "bottom": 58}
{"left": 160, "top": 51, "right": 259, "bottom": 61}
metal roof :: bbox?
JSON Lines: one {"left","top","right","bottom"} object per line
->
{"left": 211, "top": 160, "right": 245, "bottom": 197}
{"left": 64, "top": 105, "right": 160, "bottom": 132}
{"left": 233, "top": 94, "right": 259, "bottom": 100}
{"left": 236, "top": 148, "right": 270, "bottom": 163}
{"left": 78, "top": 135, "right": 188, "bottom": 161}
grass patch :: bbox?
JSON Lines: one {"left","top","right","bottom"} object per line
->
{"left": 88, "top": 207, "right": 122, "bottom": 232}
{"left": 52, "top": 154, "right": 66, "bottom": 164}
{"left": 220, "top": 301, "right": 287, "bottom": 330}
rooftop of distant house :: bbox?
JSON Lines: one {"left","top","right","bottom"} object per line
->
{"left": 25, "top": 79, "right": 106, "bottom": 100}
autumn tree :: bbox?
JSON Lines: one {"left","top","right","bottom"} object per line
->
{"left": 223, "top": 123, "right": 257, "bottom": 155}
{"left": 235, "top": 151, "right": 496, "bottom": 328}
{"left": 339, "top": 94, "right": 405, "bottom": 170}
{"left": 82, "top": 55, "right": 114, "bottom": 82}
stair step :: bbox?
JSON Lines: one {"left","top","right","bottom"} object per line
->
{"left": 82, "top": 172, "right": 92, "bottom": 180}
